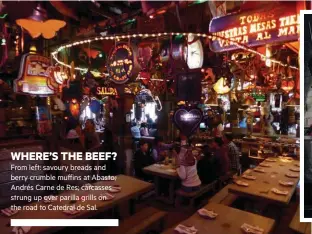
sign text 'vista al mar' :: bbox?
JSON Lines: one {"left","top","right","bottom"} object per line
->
{"left": 209, "top": 3, "right": 299, "bottom": 52}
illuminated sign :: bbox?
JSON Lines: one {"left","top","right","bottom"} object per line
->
{"left": 251, "top": 93, "right": 266, "bottom": 102}
{"left": 96, "top": 87, "right": 118, "bottom": 96}
{"left": 107, "top": 43, "right": 134, "bottom": 84}
{"left": 173, "top": 107, "right": 203, "bottom": 137}
{"left": 209, "top": 3, "right": 299, "bottom": 52}
{"left": 14, "top": 53, "right": 55, "bottom": 96}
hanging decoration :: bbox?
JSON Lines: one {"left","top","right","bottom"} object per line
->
{"left": 69, "top": 98, "right": 80, "bottom": 117}
{"left": 51, "top": 32, "right": 298, "bottom": 76}
{"left": 107, "top": 43, "right": 139, "bottom": 84}
{"left": 173, "top": 106, "right": 203, "bottom": 137}
{"left": 281, "top": 77, "right": 295, "bottom": 93}
{"left": 14, "top": 53, "right": 55, "bottom": 96}
{"left": 90, "top": 99, "right": 101, "bottom": 113}
{"left": 213, "top": 77, "right": 231, "bottom": 94}
{"left": 16, "top": 4, "right": 66, "bottom": 39}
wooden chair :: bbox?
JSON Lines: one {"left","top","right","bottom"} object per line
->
{"left": 209, "top": 185, "right": 238, "bottom": 206}
{"left": 290, "top": 205, "right": 311, "bottom": 234}
{"left": 175, "top": 181, "right": 217, "bottom": 207}
{"left": 103, "top": 207, "right": 167, "bottom": 234}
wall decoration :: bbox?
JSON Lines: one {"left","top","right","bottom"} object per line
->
{"left": 14, "top": 53, "right": 55, "bottom": 96}
{"left": 209, "top": 2, "right": 299, "bottom": 52}
{"left": 69, "top": 99, "right": 80, "bottom": 117}
{"left": 173, "top": 106, "right": 203, "bottom": 137}
{"left": 96, "top": 87, "right": 118, "bottom": 96}
{"left": 107, "top": 43, "right": 138, "bottom": 84}
{"left": 90, "top": 99, "right": 101, "bottom": 113}
{"left": 16, "top": 4, "right": 66, "bottom": 39}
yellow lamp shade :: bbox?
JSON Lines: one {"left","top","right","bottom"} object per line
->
{"left": 213, "top": 77, "right": 230, "bottom": 94}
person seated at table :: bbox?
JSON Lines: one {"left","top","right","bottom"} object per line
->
{"left": 149, "top": 123, "right": 158, "bottom": 137}
{"left": 214, "top": 137, "right": 230, "bottom": 176}
{"left": 224, "top": 133, "right": 241, "bottom": 175}
{"left": 133, "top": 140, "right": 154, "bottom": 181}
{"left": 84, "top": 119, "right": 101, "bottom": 150}
{"left": 146, "top": 114, "right": 153, "bottom": 128}
{"left": 175, "top": 144, "right": 201, "bottom": 192}
{"left": 140, "top": 122, "right": 149, "bottom": 136}
{"left": 212, "top": 115, "right": 224, "bottom": 138}
{"left": 151, "top": 136, "right": 174, "bottom": 162}
{"left": 197, "top": 139, "right": 219, "bottom": 184}
{"left": 131, "top": 122, "right": 141, "bottom": 139}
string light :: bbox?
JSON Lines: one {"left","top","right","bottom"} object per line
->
{"left": 51, "top": 32, "right": 299, "bottom": 73}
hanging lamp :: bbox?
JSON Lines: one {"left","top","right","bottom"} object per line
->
{"left": 16, "top": 3, "right": 66, "bottom": 39}
{"left": 213, "top": 77, "right": 230, "bottom": 94}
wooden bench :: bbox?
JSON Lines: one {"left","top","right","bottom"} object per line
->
{"left": 209, "top": 185, "right": 238, "bottom": 206}
{"left": 290, "top": 205, "right": 311, "bottom": 234}
{"left": 104, "top": 207, "right": 167, "bottom": 234}
{"left": 175, "top": 181, "right": 217, "bottom": 207}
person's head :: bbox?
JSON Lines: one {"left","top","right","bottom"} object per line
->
{"left": 141, "top": 122, "right": 147, "bottom": 128}
{"left": 214, "top": 137, "right": 224, "bottom": 147}
{"left": 139, "top": 140, "right": 149, "bottom": 153}
{"left": 207, "top": 110, "right": 213, "bottom": 117}
{"left": 213, "top": 115, "right": 222, "bottom": 126}
{"left": 225, "top": 133, "right": 234, "bottom": 142}
{"left": 146, "top": 114, "right": 150, "bottom": 119}
{"left": 85, "top": 119, "right": 95, "bottom": 132}
{"left": 132, "top": 122, "right": 137, "bottom": 127}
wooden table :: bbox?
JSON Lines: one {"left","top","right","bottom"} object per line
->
{"left": 0, "top": 175, "right": 153, "bottom": 234}
{"left": 228, "top": 157, "right": 300, "bottom": 206}
{"left": 143, "top": 163, "right": 178, "bottom": 204}
{"left": 162, "top": 203, "right": 275, "bottom": 234}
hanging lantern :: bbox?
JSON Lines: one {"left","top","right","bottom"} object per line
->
{"left": 281, "top": 78, "right": 294, "bottom": 93}
{"left": 213, "top": 77, "right": 230, "bottom": 94}
{"left": 69, "top": 99, "right": 80, "bottom": 117}
{"left": 90, "top": 99, "right": 101, "bottom": 113}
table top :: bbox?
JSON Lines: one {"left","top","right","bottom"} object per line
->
{"left": 162, "top": 203, "right": 275, "bottom": 234}
{"left": 0, "top": 175, "right": 153, "bottom": 234}
{"left": 143, "top": 163, "right": 178, "bottom": 179}
{"left": 228, "top": 157, "right": 300, "bottom": 206}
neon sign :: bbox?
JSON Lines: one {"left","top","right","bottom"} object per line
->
{"left": 96, "top": 87, "right": 118, "bottom": 96}
{"left": 14, "top": 53, "right": 55, "bottom": 96}
{"left": 107, "top": 43, "right": 134, "bottom": 84}
{"left": 209, "top": 3, "right": 300, "bottom": 52}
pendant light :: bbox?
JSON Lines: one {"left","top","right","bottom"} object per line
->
{"left": 16, "top": 3, "right": 66, "bottom": 39}
{"left": 213, "top": 77, "right": 231, "bottom": 94}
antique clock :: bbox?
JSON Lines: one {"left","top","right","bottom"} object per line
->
{"left": 184, "top": 34, "right": 204, "bottom": 69}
